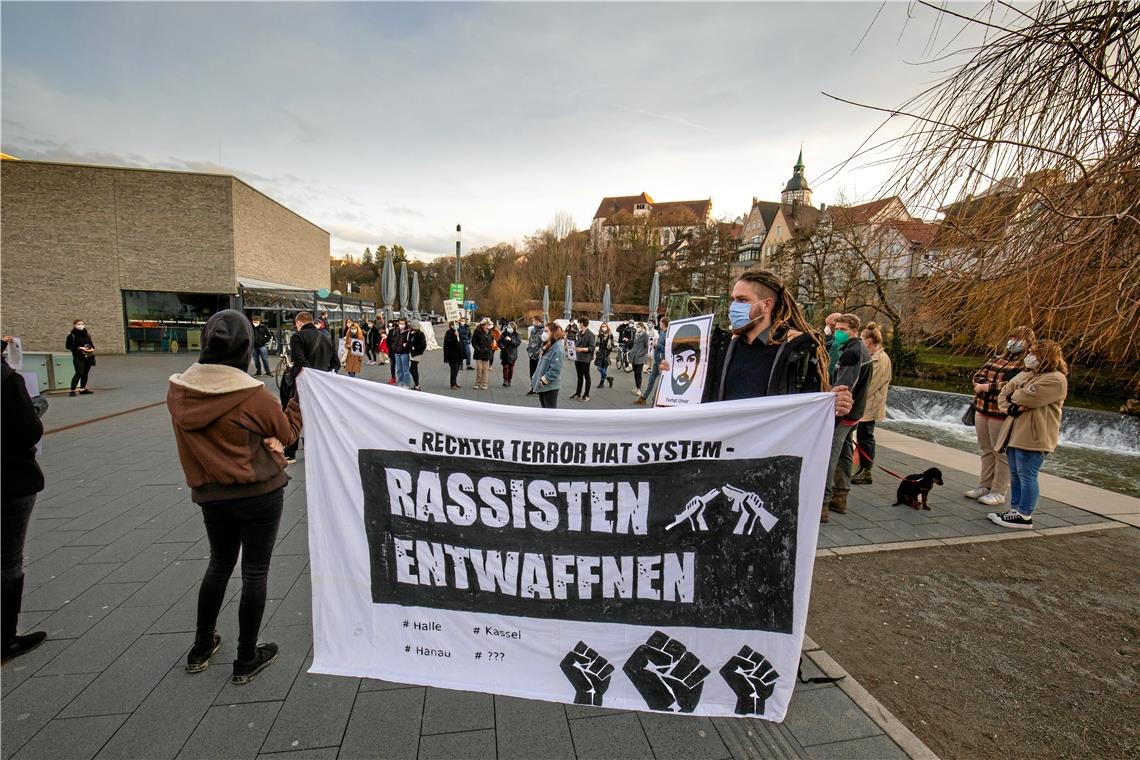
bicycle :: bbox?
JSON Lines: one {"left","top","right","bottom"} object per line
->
{"left": 616, "top": 344, "right": 633, "bottom": 373}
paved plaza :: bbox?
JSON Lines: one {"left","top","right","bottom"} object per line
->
{"left": 2, "top": 345, "right": 1131, "bottom": 760}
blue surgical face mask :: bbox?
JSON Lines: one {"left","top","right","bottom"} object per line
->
{"left": 728, "top": 301, "right": 755, "bottom": 330}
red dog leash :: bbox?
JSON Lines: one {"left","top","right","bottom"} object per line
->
{"left": 854, "top": 442, "right": 918, "bottom": 482}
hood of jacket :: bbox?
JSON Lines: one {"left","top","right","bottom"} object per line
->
{"left": 168, "top": 362, "right": 264, "bottom": 431}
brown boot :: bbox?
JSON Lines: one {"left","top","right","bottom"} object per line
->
{"left": 820, "top": 503, "right": 830, "bottom": 523}
{"left": 831, "top": 491, "right": 848, "bottom": 515}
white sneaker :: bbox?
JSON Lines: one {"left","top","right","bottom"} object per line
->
{"left": 978, "top": 491, "right": 1006, "bottom": 506}
{"left": 631, "top": 388, "right": 642, "bottom": 395}
{"left": 964, "top": 486, "right": 990, "bottom": 499}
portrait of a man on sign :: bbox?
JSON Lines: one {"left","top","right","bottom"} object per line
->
{"left": 656, "top": 314, "right": 713, "bottom": 407}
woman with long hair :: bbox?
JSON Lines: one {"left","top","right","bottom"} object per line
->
{"left": 531, "top": 322, "right": 565, "bottom": 409}
{"left": 988, "top": 339, "right": 1068, "bottom": 529}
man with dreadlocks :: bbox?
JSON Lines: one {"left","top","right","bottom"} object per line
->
{"left": 695, "top": 269, "right": 853, "bottom": 521}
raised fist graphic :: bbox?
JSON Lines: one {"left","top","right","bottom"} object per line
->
{"left": 623, "top": 631, "right": 710, "bottom": 713}
{"left": 560, "top": 641, "right": 614, "bottom": 706}
{"left": 719, "top": 645, "right": 779, "bottom": 715}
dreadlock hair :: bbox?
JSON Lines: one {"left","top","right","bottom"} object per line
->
{"left": 736, "top": 269, "right": 832, "bottom": 391}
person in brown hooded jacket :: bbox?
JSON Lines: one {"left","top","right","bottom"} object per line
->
{"left": 168, "top": 310, "right": 301, "bottom": 685}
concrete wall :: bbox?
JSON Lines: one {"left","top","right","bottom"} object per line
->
{"left": 1, "top": 160, "right": 327, "bottom": 354}
{"left": 232, "top": 180, "right": 329, "bottom": 290}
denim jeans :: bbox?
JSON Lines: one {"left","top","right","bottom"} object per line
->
{"left": 643, "top": 363, "right": 660, "bottom": 399}
{"left": 197, "top": 488, "right": 284, "bottom": 661}
{"left": 252, "top": 345, "right": 270, "bottom": 374}
{"left": 395, "top": 353, "right": 412, "bottom": 386}
{"left": 1007, "top": 448, "right": 1047, "bottom": 515}
{"left": 461, "top": 341, "right": 473, "bottom": 367}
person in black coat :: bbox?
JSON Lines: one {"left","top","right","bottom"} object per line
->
{"left": 250, "top": 315, "right": 272, "bottom": 376}
{"left": 498, "top": 322, "right": 522, "bottom": 387}
{"left": 1, "top": 338, "right": 48, "bottom": 661}
{"left": 407, "top": 321, "right": 428, "bottom": 391}
{"left": 282, "top": 311, "right": 338, "bottom": 461}
{"left": 443, "top": 322, "right": 464, "bottom": 390}
{"left": 65, "top": 319, "right": 96, "bottom": 396}
{"left": 386, "top": 320, "right": 400, "bottom": 382}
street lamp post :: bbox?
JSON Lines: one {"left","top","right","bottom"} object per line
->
{"left": 455, "top": 224, "right": 462, "bottom": 289}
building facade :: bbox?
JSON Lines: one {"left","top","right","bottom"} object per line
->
{"left": 732, "top": 149, "right": 820, "bottom": 279}
{"left": 1, "top": 159, "right": 329, "bottom": 354}
{"left": 589, "top": 192, "right": 713, "bottom": 251}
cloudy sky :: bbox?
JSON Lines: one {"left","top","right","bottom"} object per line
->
{"left": 2, "top": 2, "right": 984, "bottom": 259}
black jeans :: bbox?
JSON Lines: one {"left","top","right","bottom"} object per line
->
{"left": 574, "top": 361, "right": 591, "bottom": 397}
{"left": 502, "top": 361, "right": 515, "bottom": 384}
{"left": 448, "top": 361, "right": 461, "bottom": 387}
{"left": 632, "top": 363, "right": 644, "bottom": 391}
{"left": 70, "top": 355, "right": 92, "bottom": 391}
{"left": 1, "top": 495, "right": 36, "bottom": 583}
{"left": 388, "top": 351, "right": 397, "bottom": 378}
{"left": 856, "top": 421, "right": 877, "bottom": 466}
{"left": 410, "top": 359, "right": 420, "bottom": 387}
{"left": 197, "top": 488, "right": 284, "bottom": 661}
{"left": 539, "top": 389, "right": 559, "bottom": 408}
{"left": 529, "top": 357, "right": 539, "bottom": 380}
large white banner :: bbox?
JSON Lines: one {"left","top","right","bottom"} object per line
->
{"left": 298, "top": 370, "right": 834, "bottom": 720}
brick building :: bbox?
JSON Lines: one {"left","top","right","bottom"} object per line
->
{"left": 1, "top": 159, "right": 330, "bottom": 354}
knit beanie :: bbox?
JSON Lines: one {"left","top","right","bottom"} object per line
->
{"left": 199, "top": 309, "right": 253, "bottom": 369}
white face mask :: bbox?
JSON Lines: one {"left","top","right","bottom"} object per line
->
{"left": 75, "top": 324, "right": 85, "bottom": 330}
{"left": 541, "top": 330, "right": 551, "bottom": 342}
{"left": 824, "top": 325, "right": 833, "bottom": 336}
{"left": 1024, "top": 354, "right": 1039, "bottom": 369}
{"left": 1007, "top": 339, "right": 1025, "bottom": 354}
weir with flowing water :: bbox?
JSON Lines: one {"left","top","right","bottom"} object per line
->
{"left": 882, "top": 386, "right": 1140, "bottom": 498}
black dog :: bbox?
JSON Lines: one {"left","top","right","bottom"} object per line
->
{"left": 892, "top": 467, "right": 944, "bottom": 510}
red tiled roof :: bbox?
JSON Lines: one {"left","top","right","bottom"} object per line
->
{"left": 593, "top": 192, "right": 654, "bottom": 220}
{"left": 829, "top": 196, "right": 901, "bottom": 227}
{"left": 593, "top": 194, "right": 710, "bottom": 227}
{"left": 890, "top": 219, "right": 938, "bottom": 246}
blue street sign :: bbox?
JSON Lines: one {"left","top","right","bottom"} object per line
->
{"left": 465, "top": 301, "right": 477, "bottom": 311}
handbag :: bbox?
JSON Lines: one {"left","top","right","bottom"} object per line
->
{"left": 961, "top": 403, "right": 976, "bottom": 426}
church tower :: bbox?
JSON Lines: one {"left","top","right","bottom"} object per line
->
{"left": 781, "top": 147, "right": 813, "bottom": 207}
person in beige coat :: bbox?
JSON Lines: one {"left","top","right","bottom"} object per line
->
{"left": 851, "top": 323, "right": 892, "bottom": 484}
{"left": 987, "top": 340, "right": 1068, "bottom": 529}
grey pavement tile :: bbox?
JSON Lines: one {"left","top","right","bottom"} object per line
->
{"left": 121, "top": 558, "right": 207, "bottom": 608}
{"left": 712, "top": 716, "right": 808, "bottom": 760}
{"left": 267, "top": 554, "right": 310, "bottom": 601}
{"left": 416, "top": 729, "right": 496, "bottom": 760}
{"left": 82, "top": 529, "right": 169, "bottom": 565}
{"left": 95, "top": 653, "right": 231, "bottom": 760}
{"left": 815, "top": 534, "right": 837, "bottom": 549}
{"left": 39, "top": 605, "right": 168, "bottom": 675}
{"left": 359, "top": 677, "right": 420, "bottom": 692}
{"left": 266, "top": 573, "right": 312, "bottom": 628}
{"left": 826, "top": 513, "right": 877, "bottom": 532}
{"left": 178, "top": 535, "right": 211, "bottom": 561}
{"left": 10, "top": 714, "right": 127, "bottom": 760}
{"left": 1026, "top": 512, "right": 1069, "bottom": 528}
{"left": 638, "top": 712, "right": 731, "bottom": 760}
{"left": 338, "top": 687, "right": 424, "bottom": 760}
{"left": 19, "top": 563, "right": 121, "bottom": 613}
{"left": 21, "top": 529, "right": 91, "bottom": 565}
{"left": 36, "top": 582, "right": 145, "bottom": 640}
{"left": 854, "top": 527, "right": 902, "bottom": 544}
{"left": 563, "top": 703, "right": 631, "bottom": 719}
{"left": 0, "top": 639, "right": 72, "bottom": 692}
{"left": 258, "top": 750, "right": 338, "bottom": 760}
{"left": 61, "top": 633, "right": 186, "bottom": 717}
{"left": 494, "top": 695, "right": 574, "bottom": 760}
{"left": 22, "top": 545, "right": 103, "bottom": 588}
{"left": 260, "top": 668, "right": 358, "bottom": 754}
{"left": 0, "top": 672, "right": 98, "bottom": 759}
{"left": 176, "top": 701, "right": 282, "bottom": 760}
{"left": 147, "top": 577, "right": 241, "bottom": 635}
{"left": 792, "top": 657, "right": 833, "bottom": 692}
{"left": 1055, "top": 511, "right": 1107, "bottom": 525}
{"left": 69, "top": 498, "right": 186, "bottom": 547}
{"left": 806, "top": 734, "right": 910, "bottom": 759}
{"left": 816, "top": 526, "right": 864, "bottom": 548}
{"left": 568, "top": 712, "right": 654, "bottom": 759}
{"left": 213, "top": 626, "right": 313, "bottom": 705}
{"left": 102, "top": 542, "right": 194, "bottom": 584}
{"left": 420, "top": 687, "right": 494, "bottom": 735}
{"left": 783, "top": 689, "right": 883, "bottom": 747}
{"left": 272, "top": 524, "right": 309, "bottom": 556}
{"left": 157, "top": 511, "right": 208, "bottom": 543}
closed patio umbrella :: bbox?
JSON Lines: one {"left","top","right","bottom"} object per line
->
{"left": 411, "top": 271, "right": 421, "bottom": 320}
{"left": 648, "top": 272, "right": 661, "bottom": 324}
{"left": 382, "top": 252, "right": 396, "bottom": 321}
{"left": 601, "top": 283, "right": 612, "bottom": 323}
{"left": 563, "top": 275, "right": 573, "bottom": 321}
{"left": 399, "top": 261, "right": 410, "bottom": 318}
{"left": 542, "top": 285, "right": 550, "bottom": 323}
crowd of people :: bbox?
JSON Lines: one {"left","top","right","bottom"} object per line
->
{"left": 0, "top": 266, "right": 1070, "bottom": 683}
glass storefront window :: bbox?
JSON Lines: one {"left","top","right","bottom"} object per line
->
{"left": 123, "top": 290, "right": 231, "bottom": 353}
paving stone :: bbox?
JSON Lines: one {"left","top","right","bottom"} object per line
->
{"left": 61, "top": 633, "right": 186, "bottom": 717}
{"left": 121, "top": 559, "right": 207, "bottom": 608}
{"left": 147, "top": 577, "right": 240, "bottom": 635}
{"left": 10, "top": 714, "right": 127, "bottom": 760}
{"left": 416, "top": 729, "right": 496, "bottom": 760}
{"left": 176, "top": 701, "right": 282, "bottom": 760}
{"left": 21, "top": 529, "right": 89, "bottom": 565}
{"left": 854, "top": 527, "right": 902, "bottom": 544}
{"left": 638, "top": 712, "right": 731, "bottom": 759}
{"left": 19, "top": 562, "right": 121, "bottom": 612}
{"left": 257, "top": 750, "right": 339, "bottom": 760}
{"left": 272, "top": 524, "right": 309, "bottom": 556}
{"left": 0, "top": 672, "right": 99, "bottom": 758}
{"left": 96, "top": 654, "right": 231, "bottom": 760}
{"left": 563, "top": 703, "right": 631, "bottom": 719}
{"left": 102, "top": 542, "right": 194, "bottom": 584}
{"left": 156, "top": 512, "right": 207, "bottom": 543}
{"left": 39, "top": 605, "right": 168, "bottom": 675}
{"left": 806, "top": 733, "right": 910, "bottom": 759}
{"left": 493, "top": 695, "right": 574, "bottom": 759}
{"left": 338, "top": 687, "right": 424, "bottom": 760}
{"left": 359, "top": 677, "right": 420, "bottom": 692}
{"left": 0, "top": 639, "right": 72, "bottom": 692}
{"left": 782, "top": 688, "right": 883, "bottom": 747}
{"left": 260, "top": 667, "right": 359, "bottom": 753}
{"left": 793, "top": 657, "right": 834, "bottom": 692}
{"left": 31, "top": 581, "right": 143, "bottom": 641}
{"left": 568, "top": 712, "right": 654, "bottom": 759}
{"left": 22, "top": 545, "right": 102, "bottom": 588}
{"left": 266, "top": 553, "right": 309, "bottom": 601}
{"left": 82, "top": 529, "right": 169, "bottom": 565}
{"left": 816, "top": 526, "right": 863, "bottom": 547}
{"left": 712, "top": 716, "right": 807, "bottom": 760}
{"left": 420, "top": 687, "right": 495, "bottom": 735}
{"left": 266, "top": 573, "right": 312, "bottom": 628}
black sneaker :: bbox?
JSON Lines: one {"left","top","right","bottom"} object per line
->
{"left": 987, "top": 510, "right": 1033, "bottom": 529}
{"left": 1, "top": 631, "right": 47, "bottom": 663}
{"left": 185, "top": 633, "right": 221, "bottom": 673}
{"left": 232, "top": 642, "right": 279, "bottom": 685}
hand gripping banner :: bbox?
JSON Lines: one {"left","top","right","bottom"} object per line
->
{"left": 297, "top": 370, "right": 834, "bottom": 720}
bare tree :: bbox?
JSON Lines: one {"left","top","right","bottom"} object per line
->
{"left": 826, "top": 0, "right": 1139, "bottom": 372}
